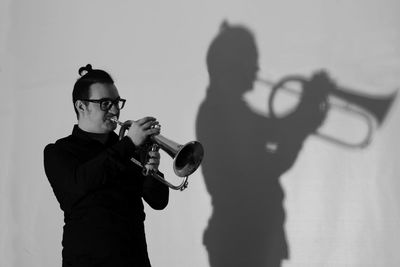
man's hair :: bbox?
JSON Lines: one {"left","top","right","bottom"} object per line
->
{"left": 72, "top": 64, "right": 114, "bottom": 118}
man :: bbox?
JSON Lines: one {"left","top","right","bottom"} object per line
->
{"left": 44, "top": 64, "right": 169, "bottom": 267}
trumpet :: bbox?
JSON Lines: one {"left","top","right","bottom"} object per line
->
{"left": 257, "top": 75, "right": 398, "bottom": 148}
{"left": 111, "top": 118, "right": 204, "bottom": 191}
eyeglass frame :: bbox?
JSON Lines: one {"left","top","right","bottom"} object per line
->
{"left": 80, "top": 97, "right": 126, "bottom": 111}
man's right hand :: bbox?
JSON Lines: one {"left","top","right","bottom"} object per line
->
{"left": 124, "top": 117, "right": 160, "bottom": 147}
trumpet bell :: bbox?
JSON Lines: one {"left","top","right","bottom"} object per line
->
{"left": 151, "top": 134, "right": 204, "bottom": 178}
{"left": 173, "top": 141, "right": 204, "bottom": 177}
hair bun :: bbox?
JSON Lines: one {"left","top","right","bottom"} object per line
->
{"left": 220, "top": 20, "right": 230, "bottom": 31}
{"left": 78, "top": 64, "right": 93, "bottom": 76}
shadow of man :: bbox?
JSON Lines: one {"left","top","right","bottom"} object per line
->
{"left": 196, "top": 22, "right": 333, "bottom": 267}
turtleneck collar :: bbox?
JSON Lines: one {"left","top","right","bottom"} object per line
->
{"left": 72, "top": 125, "right": 115, "bottom": 145}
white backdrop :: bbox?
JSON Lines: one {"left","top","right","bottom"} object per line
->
{"left": 1, "top": 0, "right": 400, "bottom": 266}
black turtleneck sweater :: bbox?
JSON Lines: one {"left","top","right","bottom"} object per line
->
{"left": 43, "top": 125, "right": 169, "bottom": 266}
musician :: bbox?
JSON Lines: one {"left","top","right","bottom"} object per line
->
{"left": 43, "top": 64, "right": 169, "bottom": 267}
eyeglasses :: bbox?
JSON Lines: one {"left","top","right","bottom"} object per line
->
{"left": 81, "top": 97, "right": 126, "bottom": 111}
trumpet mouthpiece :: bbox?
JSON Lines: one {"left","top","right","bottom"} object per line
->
{"left": 110, "top": 117, "right": 123, "bottom": 126}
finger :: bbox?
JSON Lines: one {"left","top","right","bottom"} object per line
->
{"left": 145, "top": 128, "right": 160, "bottom": 136}
{"left": 138, "top": 121, "right": 159, "bottom": 132}
{"left": 151, "top": 121, "right": 160, "bottom": 128}
{"left": 144, "top": 165, "right": 158, "bottom": 175}
{"left": 147, "top": 158, "right": 160, "bottom": 165}
{"left": 143, "top": 120, "right": 160, "bottom": 129}
{"left": 136, "top": 117, "right": 156, "bottom": 126}
{"left": 147, "top": 158, "right": 160, "bottom": 164}
{"left": 145, "top": 161, "right": 160, "bottom": 170}
{"left": 147, "top": 151, "right": 160, "bottom": 158}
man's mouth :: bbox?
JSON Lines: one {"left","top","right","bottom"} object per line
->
{"left": 107, "top": 116, "right": 123, "bottom": 126}
{"left": 105, "top": 115, "right": 118, "bottom": 124}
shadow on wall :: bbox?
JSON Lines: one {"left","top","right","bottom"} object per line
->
{"left": 196, "top": 21, "right": 340, "bottom": 267}
{"left": 196, "top": 21, "right": 398, "bottom": 267}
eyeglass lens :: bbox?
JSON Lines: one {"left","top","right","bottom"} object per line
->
{"left": 100, "top": 99, "right": 125, "bottom": 111}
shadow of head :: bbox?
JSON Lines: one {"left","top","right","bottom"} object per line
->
{"left": 206, "top": 21, "right": 259, "bottom": 94}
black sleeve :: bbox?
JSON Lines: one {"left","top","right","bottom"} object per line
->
{"left": 43, "top": 136, "right": 136, "bottom": 211}
{"left": 142, "top": 172, "right": 169, "bottom": 210}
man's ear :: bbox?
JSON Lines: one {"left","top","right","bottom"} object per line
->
{"left": 75, "top": 100, "right": 87, "bottom": 115}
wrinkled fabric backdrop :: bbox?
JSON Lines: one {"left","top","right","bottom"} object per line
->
{"left": 1, "top": 1, "right": 399, "bottom": 266}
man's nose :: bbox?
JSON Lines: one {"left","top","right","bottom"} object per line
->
{"left": 109, "top": 102, "right": 120, "bottom": 114}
